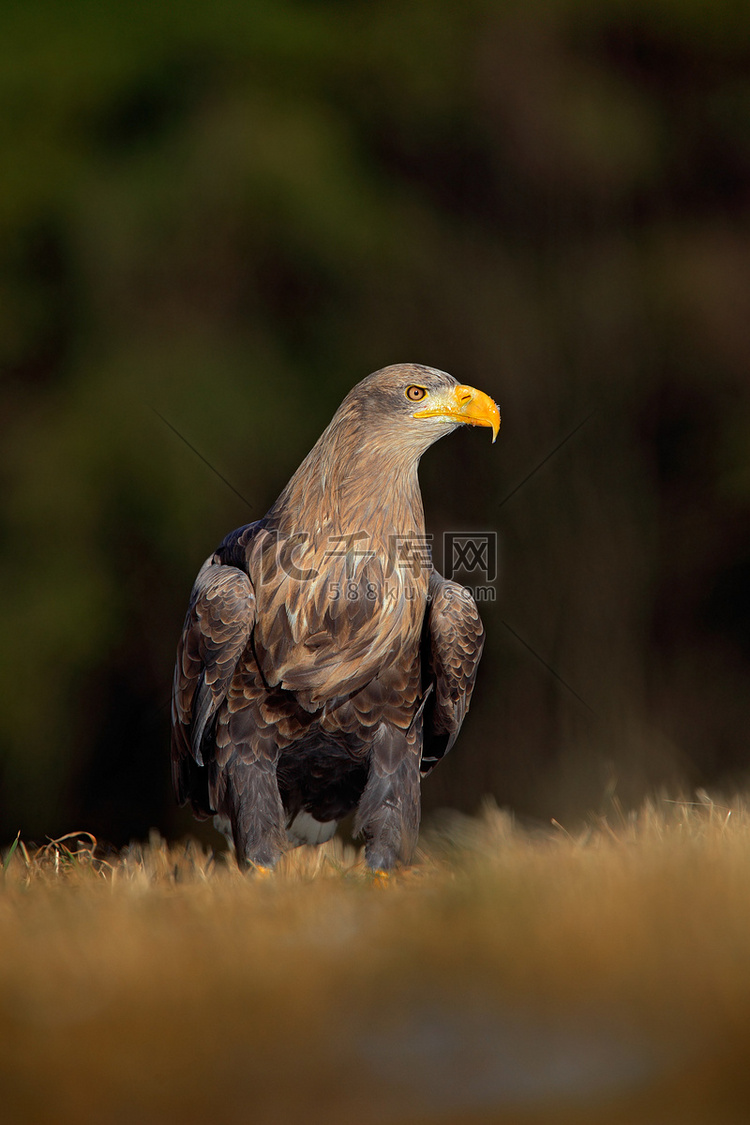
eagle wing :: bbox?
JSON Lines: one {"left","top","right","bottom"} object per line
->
{"left": 420, "top": 570, "right": 485, "bottom": 776}
{"left": 171, "top": 555, "right": 255, "bottom": 811}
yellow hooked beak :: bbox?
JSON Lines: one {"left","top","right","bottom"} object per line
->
{"left": 413, "top": 384, "right": 501, "bottom": 443}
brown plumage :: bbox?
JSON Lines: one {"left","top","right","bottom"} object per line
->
{"left": 171, "top": 364, "right": 500, "bottom": 871}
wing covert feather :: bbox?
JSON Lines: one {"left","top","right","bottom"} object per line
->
{"left": 421, "top": 571, "right": 485, "bottom": 775}
{"left": 171, "top": 557, "right": 255, "bottom": 769}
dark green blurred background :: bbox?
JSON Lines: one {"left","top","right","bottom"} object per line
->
{"left": 2, "top": 0, "right": 749, "bottom": 847}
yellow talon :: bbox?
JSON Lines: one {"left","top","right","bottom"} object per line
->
{"left": 251, "top": 863, "right": 273, "bottom": 878}
{"left": 372, "top": 869, "right": 390, "bottom": 888}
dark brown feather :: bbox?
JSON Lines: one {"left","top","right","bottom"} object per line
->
{"left": 171, "top": 558, "right": 255, "bottom": 804}
{"left": 420, "top": 571, "right": 486, "bottom": 776}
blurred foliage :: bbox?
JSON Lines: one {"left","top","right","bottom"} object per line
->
{"left": 1, "top": 0, "right": 750, "bottom": 843}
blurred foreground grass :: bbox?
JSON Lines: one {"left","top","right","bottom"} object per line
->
{"left": 3, "top": 798, "right": 750, "bottom": 1125}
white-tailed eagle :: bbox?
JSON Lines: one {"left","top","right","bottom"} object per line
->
{"left": 171, "top": 364, "right": 499, "bottom": 871}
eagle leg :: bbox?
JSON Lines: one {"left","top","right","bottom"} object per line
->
{"left": 216, "top": 754, "right": 287, "bottom": 869}
{"left": 354, "top": 724, "right": 421, "bottom": 872}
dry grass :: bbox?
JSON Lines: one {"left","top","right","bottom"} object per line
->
{"left": 3, "top": 796, "right": 750, "bottom": 1124}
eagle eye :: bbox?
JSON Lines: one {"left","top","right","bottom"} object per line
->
{"left": 405, "top": 385, "right": 428, "bottom": 403}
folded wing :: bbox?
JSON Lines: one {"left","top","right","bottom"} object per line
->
{"left": 171, "top": 556, "right": 255, "bottom": 811}
{"left": 420, "top": 571, "right": 485, "bottom": 776}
